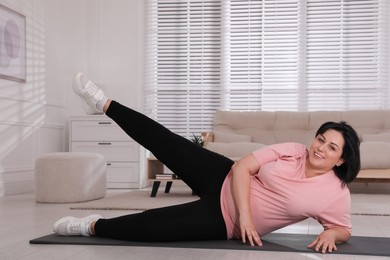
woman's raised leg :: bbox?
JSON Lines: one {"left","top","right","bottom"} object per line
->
{"left": 72, "top": 72, "right": 234, "bottom": 197}
{"left": 105, "top": 100, "right": 234, "bottom": 197}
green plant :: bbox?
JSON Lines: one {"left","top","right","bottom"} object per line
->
{"left": 190, "top": 133, "right": 204, "bottom": 147}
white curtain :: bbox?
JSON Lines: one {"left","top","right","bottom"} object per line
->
{"left": 144, "top": 0, "right": 388, "bottom": 137}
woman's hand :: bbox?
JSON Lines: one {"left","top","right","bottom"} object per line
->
{"left": 307, "top": 228, "right": 350, "bottom": 254}
{"left": 239, "top": 212, "right": 262, "bottom": 246}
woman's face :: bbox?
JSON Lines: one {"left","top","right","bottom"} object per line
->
{"left": 308, "top": 129, "right": 345, "bottom": 172}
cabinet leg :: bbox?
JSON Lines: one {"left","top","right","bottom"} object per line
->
{"left": 151, "top": 181, "right": 161, "bottom": 197}
{"left": 165, "top": 181, "right": 173, "bottom": 193}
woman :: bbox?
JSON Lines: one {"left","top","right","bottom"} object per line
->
{"left": 54, "top": 73, "right": 361, "bottom": 254}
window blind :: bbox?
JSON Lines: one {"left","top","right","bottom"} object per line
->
{"left": 221, "top": 0, "right": 264, "bottom": 110}
{"left": 144, "top": 0, "right": 222, "bottom": 137}
{"left": 261, "top": 0, "right": 300, "bottom": 110}
{"left": 145, "top": 0, "right": 388, "bottom": 137}
{"left": 305, "top": 0, "right": 383, "bottom": 110}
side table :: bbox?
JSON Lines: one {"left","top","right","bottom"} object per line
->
{"left": 147, "top": 157, "right": 194, "bottom": 197}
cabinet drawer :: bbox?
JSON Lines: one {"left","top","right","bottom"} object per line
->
{"left": 71, "top": 120, "right": 129, "bottom": 141}
{"left": 106, "top": 162, "right": 139, "bottom": 183}
{"left": 71, "top": 142, "right": 139, "bottom": 161}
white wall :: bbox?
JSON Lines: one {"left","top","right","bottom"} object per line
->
{"left": 0, "top": 0, "right": 145, "bottom": 196}
{"left": 63, "top": 0, "right": 144, "bottom": 117}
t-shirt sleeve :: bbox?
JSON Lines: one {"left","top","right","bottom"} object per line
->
{"left": 314, "top": 191, "right": 352, "bottom": 234}
{"left": 251, "top": 142, "right": 307, "bottom": 166}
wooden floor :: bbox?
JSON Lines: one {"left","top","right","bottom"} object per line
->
{"left": 0, "top": 189, "right": 389, "bottom": 260}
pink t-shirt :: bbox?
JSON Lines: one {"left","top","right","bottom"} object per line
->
{"left": 220, "top": 142, "right": 352, "bottom": 239}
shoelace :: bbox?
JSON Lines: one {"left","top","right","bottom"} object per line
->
{"left": 85, "top": 82, "right": 98, "bottom": 95}
{"left": 68, "top": 222, "right": 82, "bottom": 235}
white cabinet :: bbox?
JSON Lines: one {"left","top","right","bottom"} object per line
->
{"left": 69, "top": 116, "right": 139, "bottom": 189}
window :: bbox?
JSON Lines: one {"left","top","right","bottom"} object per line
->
{"left": 145, "top": 0, "right": 388, "bottom": 137}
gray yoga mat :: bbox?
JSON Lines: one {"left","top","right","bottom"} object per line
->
{"left": 29, "top": 233, "right": 390, "bottom": 256}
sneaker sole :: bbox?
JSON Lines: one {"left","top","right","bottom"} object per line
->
{"left": 72, "top": 72, "right": 85, "bottom": 97}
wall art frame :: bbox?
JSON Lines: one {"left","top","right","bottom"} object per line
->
{"left": 0, "top": 4, "right": 26, "bottom": 83}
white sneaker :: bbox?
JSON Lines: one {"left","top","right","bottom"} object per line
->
{"left": 53, "top": 214, "right": 102, "bottom": 236}
{"left": 73, "top": 73, "right": 105, "bottom": 115}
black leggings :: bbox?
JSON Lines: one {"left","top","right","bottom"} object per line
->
{"left": 94, "top": 101, "right": 235, "bottom": 241}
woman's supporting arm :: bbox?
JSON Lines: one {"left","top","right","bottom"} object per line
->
{"left": 230, "top": 154, "right": 262, "bottom": 246}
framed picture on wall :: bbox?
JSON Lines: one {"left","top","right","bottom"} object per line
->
{"left": 0, "top": 4, "right": 26, "bottom": 83}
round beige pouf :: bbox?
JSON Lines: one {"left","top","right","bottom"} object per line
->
{"left": 35, "top": 152, "right": 107, "bottom": 203}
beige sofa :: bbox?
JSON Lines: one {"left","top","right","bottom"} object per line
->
{"left": 204, "top": 110, "right": 390, "bottom": 182}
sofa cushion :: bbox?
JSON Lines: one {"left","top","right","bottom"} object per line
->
{"left": 205, "top": 142, "right": 266, "bottom": 159}
{"left": 248, "top": 131, "right": 277, "bottom": 145}
{"left": 360, "top": 142, "right": 390, "bottom": 169}
{"left": 362, "top": 133, "right": 390, "bottom": 142}
{"left": 309, "top": 111, "right": 342, "bottom": 130}
{"left": 274, "top": 129, "right": 314, "bottom": 148}
{"left": 213, "top": 132, "right": 252, "bottom": 143}
{"left": 342, "top": 110, "right": 390, "bottom": 133}
{"left": 274, "top": 111, "right": 309, "bottom": 129}
{"left": 213, "top": 109, "right": 276, "bottom": 130}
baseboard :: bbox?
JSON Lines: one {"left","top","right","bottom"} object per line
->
{"left": 0, "top": 179, "right": 34, "bottom": 196}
